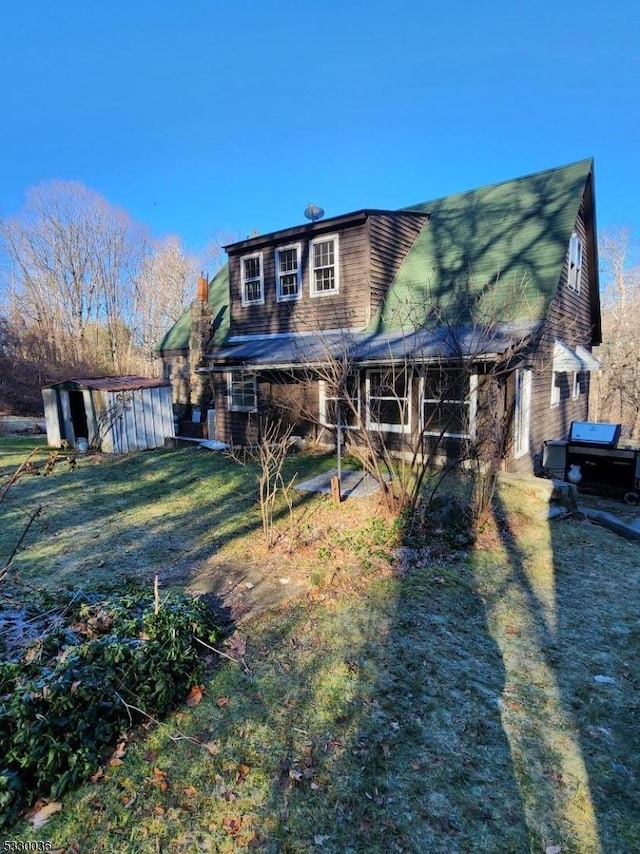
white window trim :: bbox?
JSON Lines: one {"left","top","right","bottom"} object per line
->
{"left": 365, "top": 369, "right": 411, "bottom": 434}
{"left": 514, "top": 368, "right": 532, "bottom": 459}
{"left": 420, "top": 372, "right": 477, "bottom": 439}
{"left": 310, "top": 234, "right": 340, "bottom": 297}
{"left": 241, "top": 252, "right": 264, "bottom": 306}
{"left": 227, "top": 372, "right": 257, "bottom": 412}
{"left": 572, "top": 371, "right": 581, "bottom": 400}
{"left": 275, "top": 243, "right": 302, "bottom": 302}
{"left": 568, "top": 232, "right": 583, "bottom": 293}
{"left": 319, "top": 378, "right": 361, "bottom": 429}
{"left": 550, "top": 371, "right": 561, "bottom": 409}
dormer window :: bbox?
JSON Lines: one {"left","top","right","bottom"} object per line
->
{"left": 310, "top": 235, "right": 339, "bottom": 296}
{"left": 276, "top": 244, "right": 301, "bottom": 302}
{"left": 568, "top": 232, "right": 583, "bottom": 293}
{"left": 241, "top": 252, "right": 264, "bottom": 305}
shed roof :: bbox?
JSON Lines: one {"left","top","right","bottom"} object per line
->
{"left": 371, "top": 158, "right": 595, "bottom": 332}
{"left": 43, "top": 376, "right": 170, "bottom": 392}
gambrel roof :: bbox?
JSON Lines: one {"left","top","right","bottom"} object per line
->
{"left": 158, "top": 159, "right": 599, "bottom": 358}
{"left": 371, "top": 158, "right": 598, "bottom": 336}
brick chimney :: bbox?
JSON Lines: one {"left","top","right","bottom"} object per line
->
{"left": 188, "top": 274, "right": 213, "bottom": 409}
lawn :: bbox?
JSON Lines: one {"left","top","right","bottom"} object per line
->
{"left": 1, "top": 439, "right": 639, "bottom": 853}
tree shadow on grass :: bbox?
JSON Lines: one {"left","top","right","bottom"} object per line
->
{"left": 163, "top": 561, "right": 531, "bottom": 854}
{"left": 0, "top": 446, "right": 316, "bottom": 599}
{"left": 479, "top": 485, "right": 639, "bottom": 853}
{"left": 547, "top": 498, "right": 640, "bottom": 852}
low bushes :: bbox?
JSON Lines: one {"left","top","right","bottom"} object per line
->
{"left": 0, "top": 585, "right": 220, "bottom": 827}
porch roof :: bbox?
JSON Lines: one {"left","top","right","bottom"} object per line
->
{"left": 205, "top": 322, "right": 541, "bottom": 372}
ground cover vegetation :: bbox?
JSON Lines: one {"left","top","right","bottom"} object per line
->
{"left": 0, "top": 438, "right": 639, "bottom": 852}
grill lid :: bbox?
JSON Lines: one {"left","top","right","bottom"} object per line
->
{"left": 568, "top": 421, "right": 621, "bottom": 448}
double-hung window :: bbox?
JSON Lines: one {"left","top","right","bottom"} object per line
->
{"left": 568, "top": 232, "right": 583, "bottom": 293}
{"left": 276, "top": 244, "right": 301, "bottom": 301}
{"left": 241, "top": 253, "right": 264, "bottom": 305}
{"left": 421, "top": 370, "right": 477, "bottom": 438}
{"left": 228, "top": 372, "right": 257, "bottom": 412}
{"left": 366, "top": 369, "right": 410, "bottom": 433}
{"left": 310, "top": 235, "right": 339, "bottom": 296}
{"left": 320, "top": 374, "right": 360, "bottom": 429}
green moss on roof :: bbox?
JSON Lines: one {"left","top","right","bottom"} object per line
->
{"left": 370, "top": 159, "right": 593, "bottom": 333}
{"left": 156, "top": 264, "right": 230, "bottom": 352}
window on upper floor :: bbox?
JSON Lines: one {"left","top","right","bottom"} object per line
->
{"left": 228, "top": 372, "right": 257, "bottom": 412}
{"left": 241, "top": 253, "right": 264, "bottom": 305}
{"left": 310, "top": 235, "right": 339, "bottom": 296}
{"left": 568, "top": 232, "right": 583, "bottom": 293}
{"left": 276, "top": 244, "right": 302, "bottom": 302}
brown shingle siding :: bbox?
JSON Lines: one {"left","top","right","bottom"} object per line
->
{"left": 229, "top": 222, "right": 370, "bottom": 336}
{"left": 368, "top": 213, "right": 427, "bottom": 313}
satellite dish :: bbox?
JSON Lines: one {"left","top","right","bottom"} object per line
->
{"left": 304, "top": 203, "right": 325, "bottom": 222}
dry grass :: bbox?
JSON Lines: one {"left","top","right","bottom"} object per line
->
{"left": 2, "top": 440, "right": 639, "bottom": 852}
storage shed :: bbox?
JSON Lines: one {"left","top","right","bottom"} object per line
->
{"left": 42, "top": 376, "right": 175, "bottom": 453}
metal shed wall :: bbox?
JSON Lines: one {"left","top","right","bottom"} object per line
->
{"left": 101, "top": 386, "right": 175, "bottom": 453}
{"left": 42, "top": 382, "right": 175, "bottom": 452}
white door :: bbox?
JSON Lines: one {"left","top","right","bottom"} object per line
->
{"left": 514, "top": 369, "right": 532, "bottom": 459}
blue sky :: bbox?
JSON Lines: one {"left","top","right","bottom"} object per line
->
{"left": 2, "top": 0, "right": 638, "bottom": 253}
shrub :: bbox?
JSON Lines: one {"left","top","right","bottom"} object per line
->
{"left": 0, "top": 585, "right": 221, "bottom": 828}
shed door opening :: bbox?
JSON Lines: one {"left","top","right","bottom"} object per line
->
{"left": 69, "top": 391, "right": 89, "bottom": 440}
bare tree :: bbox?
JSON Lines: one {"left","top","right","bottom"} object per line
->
{"left": 0, "top": 182, "right": 236, "bottom": 412}
{"left": 0, "top": 181, "right": 149, "bottom": 372}
{"left": 133, "top": 235, "right": 199, "bottom": 370}
{"left": 274, "top": 277, "right": 537, "bottom": 524}
{"left": 593, "top": 227, "right": 640, "bottom": 434}
{"left": 226, "top": 419, "right": 296, "bottom": 548}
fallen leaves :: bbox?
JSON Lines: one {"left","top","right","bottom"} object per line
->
{"left": 185, "top": 683, "right": 205, "bottom": 706}
{"left": 223, "top": 815, "right": 242, "bottom": 836}
{"left": 236, "top": 763, "right": 250, "bottom": 784}
{"left": 109, "top": 740, "right": 127, "bottom": 767}
{"left": 152, "top": 767, "right": 170, "bottom": 792}
{"left": 29, "top": 799, "right": 62, "bottom": 828}
{"left": 226, "top": 634, "right": 247, "bottom": 658}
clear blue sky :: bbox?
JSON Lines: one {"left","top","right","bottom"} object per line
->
{"left": 1, "top": 0, "right": 638, "bottom": 253}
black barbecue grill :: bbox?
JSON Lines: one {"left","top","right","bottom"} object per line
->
{"left": 543, "top": 421, "right": 640, "bottom": 502}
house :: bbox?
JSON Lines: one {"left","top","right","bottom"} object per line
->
{"left": 42, "top": 376, "right": 175, "bottom": 452}
{"left": 158, "top": 159, "right": 600, "bottom": 474}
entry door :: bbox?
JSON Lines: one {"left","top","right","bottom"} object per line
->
{"left": 514, "top": 369, "right": 532, "bottom": 459}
